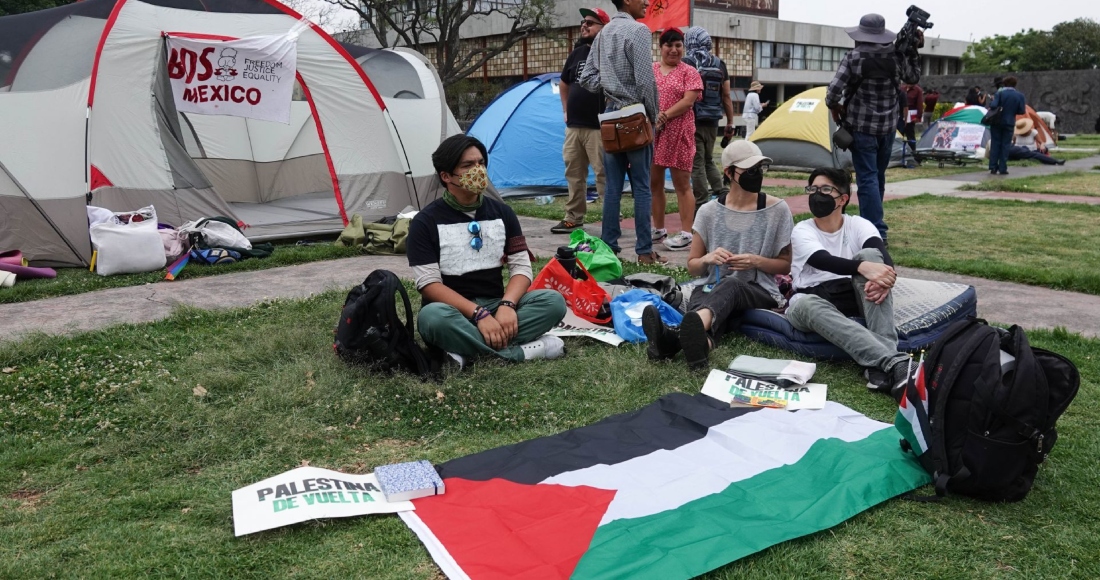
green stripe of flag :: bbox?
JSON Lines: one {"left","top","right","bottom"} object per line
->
{"left": 571, "top": 427, "right": 931, "bottom": 580}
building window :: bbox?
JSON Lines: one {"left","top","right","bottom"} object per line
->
{"left": 758, "top": 41, "right": 846, "bottom": 72}
{"left": 792, "top": 44, "right": 805, "bottom": 70}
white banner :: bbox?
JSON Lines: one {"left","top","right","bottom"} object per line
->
{"left": 701, "top": 369, "right": 827, "bottom": 411}
{"left": 166, "top": 34, "right": 297, "bottom": 124}
{"left": 232, "top": 467, "right": 413, "bottom": 536}
{"left": 549, "top": 310, "right": 625, "bottom": 346}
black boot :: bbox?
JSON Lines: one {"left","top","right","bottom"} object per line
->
{"left": 642, "top": 305, "right": 681, "bottom": 361}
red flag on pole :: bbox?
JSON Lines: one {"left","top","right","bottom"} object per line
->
{"left": 640, "top": 0, "right": 691, "bottom": 32}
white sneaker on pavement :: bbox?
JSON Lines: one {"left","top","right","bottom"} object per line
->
{"left": 651, "top": 227, "right": 668, "bottom": 242}
{"left": 664, "top": 231, "right": 692, "bottom": 251}
{"left": 520, "top": 334, "right": 566, "bottom": 361}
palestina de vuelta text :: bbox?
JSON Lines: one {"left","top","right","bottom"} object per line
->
{"left": 257, "top": 476, "right": 379, "bottom": 503}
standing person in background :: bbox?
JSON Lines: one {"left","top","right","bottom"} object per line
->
{"left": 580, "top": 0, "right": 666, "bottom": 264}
{"left": 987, "top": 75, "right": 1027, "bottom": 175}
{"left": 965, "top": 86, "right": 985, "bottom": 107}
{"left": 826, "top": 13, "right": 921, "bottom": 246}
{"left": 649, "top": 28, "right": 703, "bottom": 252}
{"left": 902, "top": 82, "right": 924, "bottom": 163}
{"left": 553, "top": 7, "right": 608, "bottom": 235}
{"left": 922, "top": 86, "right": 939, "bottom": 124}
{"left": 742, "top": 81, "right": 768, "bottom": 139}
{"left": 683, "top": 26, "right": 735, "bottom": 214}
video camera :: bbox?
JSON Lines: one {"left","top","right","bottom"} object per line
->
{"left": 895, "top": 5, "right": 933, "bottom": 55}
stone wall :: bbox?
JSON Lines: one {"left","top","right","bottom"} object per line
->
{"left": 922, "top": 71, "right": 1100, "bottom": 134}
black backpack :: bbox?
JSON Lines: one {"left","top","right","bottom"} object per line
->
{"left": 897, "top": 318, "right": 1079, "bottom": 501}
{"left": 684, "top": 54, "right": 725, "bottom": 122}
{"left": 333, "top": 270, "right": 440, "bottom": 380}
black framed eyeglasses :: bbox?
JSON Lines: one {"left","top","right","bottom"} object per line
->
{"left": 741, "top": 163, "right": 769, "bottom": 178}
{"left": 805, "top": 185, "right": 841, "bottom": 195}
{"left": 581, "top": 19, "right": 602, "bottom": 27}
{"left": 467, "top": 221, "right": 483, "bottom": 251}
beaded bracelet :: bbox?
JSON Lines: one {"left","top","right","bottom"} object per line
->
{"left": 498, "top": 299, "right": 518, "bottom": 311}
{"left": 471, "top": 306, "right": 492, "bottom": 323}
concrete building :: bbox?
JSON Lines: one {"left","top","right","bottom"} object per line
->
{"left": 340, "top": 0, "right": 969, "bottom": 124}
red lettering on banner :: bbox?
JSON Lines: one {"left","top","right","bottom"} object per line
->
{"left": 246, "top": 88, "right": 261, "bottom": 105}
{"left": 197, "top": 85, "right": 208, "bottom": 102}
{"left": 231, "top": 86, "right": 245, "bottom": 103}
{"left": 167, "top": 48, "right": 185, "bottom": 80}
{"left": 197, "top": 47, "right": 215, "bottom": 82}
{"left": 211, "top": 85, "right": 226, "bottom": 101}
{"left": 182, "top": 48, "right": 198, "bottom": 84}
{"left": 182, "top": 87, "right": 193, "bottom": 102}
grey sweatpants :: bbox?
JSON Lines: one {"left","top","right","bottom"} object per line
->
{"left": 785, "top": 248, "right": 909, "bottom": 372}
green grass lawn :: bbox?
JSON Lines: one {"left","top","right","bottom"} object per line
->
{"left": 2, "top": 283, "right": 1098, "bottom": 578}
{"left": 1060, "top": 135, "right": 1100, "bottom": 148}
{"left": 507, "top": 187, "right": 804, "bottom": 221}
{"left": 1009, "top": 149, "right": 1100, "bottom": 166}
{"left": 2, "top": 241, "right": 362, "bottom": 305}
{"left": 884, "top": 195, "right": 1100, "bottom": 294}
{"left": 959, "top": 171, "right": 1100, "bottom": 197}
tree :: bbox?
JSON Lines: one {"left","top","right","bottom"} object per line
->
{"left": 962, "top": 18, "right": 1100, "bottom": 72}
{"left": 0, "top": 0, "right": 74, "bottom": 16}
{"left": 324, "top": 0, "right": 555, "bottom": 87}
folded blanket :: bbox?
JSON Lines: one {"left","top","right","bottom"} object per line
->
{"left": 728, "top": 355, "right": 816, "bottom": 388}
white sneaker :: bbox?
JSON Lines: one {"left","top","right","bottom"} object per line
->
{"left": 520, "top": 334, "right": 565, "bottom": 361}
{"left": 0, "top": 271, "right": 14, "bottom": 288}
{"left": 663, "top": 231, "right": 693, "bottom": 251}
{"left": 446, "top": 352, "right": 466, "bottom": 370}
{"left": 651, "top": 227, "right": 668, "bottom": 242}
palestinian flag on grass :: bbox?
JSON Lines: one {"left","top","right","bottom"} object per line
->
{"left": 401, "top": 393, "right": 930, "bottom": 579}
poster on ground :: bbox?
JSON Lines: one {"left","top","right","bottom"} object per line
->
{"left": 549, "top": 310, "right": 625, "bottom": 346}
{"left": 929, "top": 121, "right": 986, "bottom": 151}
{"left": 232, "top": 466, "right": 413, "bottom": 536}
{"left": 701, "top": 369, "right": 827, "bottom": 410}
{"left": 166, "top": 34, "right": 297, "bottom": 124}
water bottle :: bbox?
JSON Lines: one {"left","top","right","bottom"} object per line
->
{"left": 556, "top": 245, "right": 586, "bottom": 280}
{"left": 535, "top": 195, "right": 554, "bottom": 205}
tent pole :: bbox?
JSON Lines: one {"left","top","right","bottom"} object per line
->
{"left": 0, "top": 159, "right": 88, "bottom": 267}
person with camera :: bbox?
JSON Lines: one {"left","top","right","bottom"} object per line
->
{"left": 409, "top": 135, "right": 568, "bottom": 367}
{"left": 826, "top": 13, "right": 921, "bottom": 246}
{"left": 785, "top": 168, "right": 910, "bottom": 401}
{"left": 553, "top": 7, "right": 608, "bottom": 235}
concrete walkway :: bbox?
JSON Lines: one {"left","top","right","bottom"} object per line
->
{"left": 4, "top": 213, "right": 1100, "bottom": 343}
{"left": 3, "top": 156, "right": 1098, "bottom": 344}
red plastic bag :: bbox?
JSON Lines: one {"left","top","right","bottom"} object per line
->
{"left": 531, "top": 258, "right": 611, "bottom": 325}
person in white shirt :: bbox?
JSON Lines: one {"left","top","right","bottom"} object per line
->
{"left": 741, "top": 81, "right": 768, "bottom": 139}
{"left": 785, "top": 167, "right": 910, "bottom": 399}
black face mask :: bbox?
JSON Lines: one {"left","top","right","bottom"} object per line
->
{"left": 736, "top": 168, "right": 764, "bottom": 194}
{"left": 808, "top": 192, "right": 839, "bottom": 218}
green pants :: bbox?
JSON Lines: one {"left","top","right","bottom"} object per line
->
{"left": 691, "top": 124, "right": 726, "bottom": 210}
{"left": 418, "top": 290, "right": 567, "bottom": 362}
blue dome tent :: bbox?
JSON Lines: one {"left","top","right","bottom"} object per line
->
{"left": 467, "top": 73, "right": 596, "bottom": 189}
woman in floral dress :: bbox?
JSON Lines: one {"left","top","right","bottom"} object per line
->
{"left": 650, "top": 28, "right": 702, "bottom": 251}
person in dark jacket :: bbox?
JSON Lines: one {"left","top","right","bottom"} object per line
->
{"left": 987, "top": 76, "right": 1027, "bottom": 175}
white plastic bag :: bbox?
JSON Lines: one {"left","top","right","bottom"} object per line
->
{"left": 89, "top": 205, "right": 167, "bottom": 276}
{"left": 180, "top": 219, "right": 251, "bottom": 250}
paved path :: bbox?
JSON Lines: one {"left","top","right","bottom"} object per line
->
{"left": 3, "top": 157, "right": 1099, "bottom": 344}
{"left": 4, "top": 213, "right": 1100, "bottom": 343}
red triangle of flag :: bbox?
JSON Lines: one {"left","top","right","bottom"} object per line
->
{"left": 412, "top": 477, "right": 616, "bottom": 579}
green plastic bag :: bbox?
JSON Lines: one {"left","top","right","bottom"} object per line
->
{"left": 568, "top": 229, "right": 622, "bottom": 282}
{"left": 335, "top": 215, "right": 410, "bottom": 255}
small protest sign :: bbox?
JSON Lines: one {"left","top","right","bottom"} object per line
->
{"left": 232, "top": 466, "right": 413, "bottom": 536}
{"left": 166, "top": 34, "right": 297, "bottom": 124}
{"left": 549, "top": 310, "right": 625, "bottom": 346}
{"left": 701, "top": 369, "right": 827, "bottom": 411}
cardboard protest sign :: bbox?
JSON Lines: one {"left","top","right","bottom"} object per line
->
{"left": 232, "top": 466, "right": 413, "bottom": 536}
{"left": 701, "top": 369, "right": 827, "bottom": 411}
{"left": 166, "top": 34, "right": 297, "bottom": 124}
{"left": 550, "top": 310, "right": 625, "bottom": 346}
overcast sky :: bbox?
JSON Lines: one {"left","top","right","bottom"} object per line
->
{"left": 778, "top": 0, "right": 1093, "bottom": 43}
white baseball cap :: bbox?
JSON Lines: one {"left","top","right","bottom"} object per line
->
{"left": 721, "top": 140, "right": 772, "bottom": 170}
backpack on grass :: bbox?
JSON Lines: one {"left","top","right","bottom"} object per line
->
{"left": 333, "top": 270, "right": 440, "bottom": 380}
{"left": 896, "top": 318, "right": 1079, "bottom": 501}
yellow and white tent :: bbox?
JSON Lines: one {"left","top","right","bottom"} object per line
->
{"left": 748, "top": 87, "right": 904, "bottom": 170}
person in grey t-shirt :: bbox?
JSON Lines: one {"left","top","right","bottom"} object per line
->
{"left": 642, "top": 140, "right": 793, "bottom": 370}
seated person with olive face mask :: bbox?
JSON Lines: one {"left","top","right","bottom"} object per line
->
{"left": 408, "top": 135, "right": 568, "bottom": 367}
{"left": 785, "top": 168, "right": 910, "bottom": 399}
{"left": 642, "top": 140, "right": 793, "bottom": 370}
